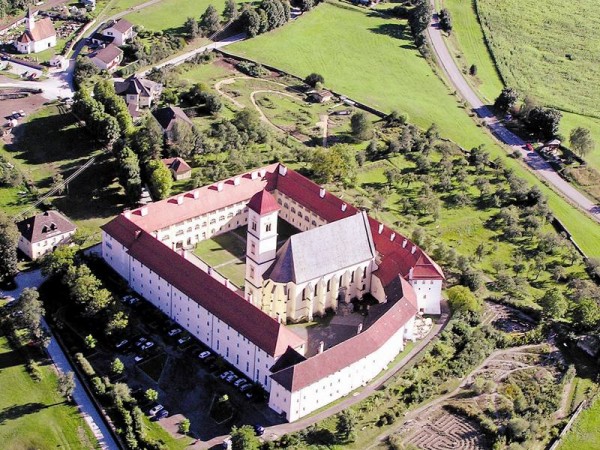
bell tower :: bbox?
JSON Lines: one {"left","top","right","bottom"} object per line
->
{"left": 27, "top": 8, "right": 35, "bottom": 31}
{"left": 244, "top": 190, "right": 279, "bottom": 305}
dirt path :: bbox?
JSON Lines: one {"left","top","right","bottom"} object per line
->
{"left": 316, "top": 113, "right": 329, "bottom": 147}
{"left": 426, "top": 1, "right": 600, "bottom": 223}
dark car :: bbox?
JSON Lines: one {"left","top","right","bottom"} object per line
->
{"left": 253, "top": 424, "right": 265, "bottom": 436}
{"left": 155, "top": 409, "right": 169, "bottom": 420}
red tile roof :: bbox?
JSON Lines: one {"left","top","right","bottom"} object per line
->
{"left": 124, "top": 164, "right": 279, "bottom": 232}
{"left": 247, "top": 189, "right": 279, "bottom": 215}
{"left": 18, "top": 17, "right": 55, "bottom": 43}
{"left": 102, "top": 216, "right": 304, "bottom": 357}
{"left": 110, "top": 18, "right": 133, "bottom": 34}
{"left": 271, "top": 277, "right": 418, "bottom": 392}
{"left": 162, "top": 157, "right": 191, "bottom": 174}
{"left": 91, "top": 44, "right": 122, "bottom": 65}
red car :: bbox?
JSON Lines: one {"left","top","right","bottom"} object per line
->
{"left": 524, "top": 143, "right": 534, "bottom": 152}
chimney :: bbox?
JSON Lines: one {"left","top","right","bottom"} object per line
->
{"left": 123, "top": 210, "right": 131, "bottom": 219}
{"left": 378, "top": 223, "right": 384, "bottom": 234}
{"left": 217, "top": 182, "right": 224, "bottom": 192}
{"left": 390, "top": 233, "right": 396, "bottom": 241}
{"left": 409, "top": 267, "right": 414, "bottom": 280}
{"left": 251, "top": 171, "right": 258, "bottom": 180}
{"left": 259, "top": 169, "right": 266, "bottom": 178}
{"left": 207, "top": 267, "right": 212, "bottom": 275}
{"left": 357, "top": 323, "right": 363, "bottom": 334}
{"left": 341, "top": 203, "right": 347, "bottom": 212}
{"left": 402, "top": 239, "right": 407, "bottom": 248}
{"left": 140, "top": 206, "right": 148, "bottom": 217}
{"left": 318, "top": 341, "right": 324, "bottom": 354}
{"left": 278, "top": 165, "right": 288, "bottom": 176}
{"left": 177, "top": 195, "right": 183, "bottom": 205}
{"left": 233, "top": 176, "right": 241, "bottom": 186}
{"left": 411, "top": 245, "right": 417, "bottom": 254}
{"left": 319, "top": 188, "right": 326, "bottom": 198}
{"left": 193, "top": 190, "right": 200, "bottom": 199}
{"left": 224, "top": 279, "right": 229, "bottom": 288}
{"left": 180, "top": 249, "right": 186, "bottom": 259}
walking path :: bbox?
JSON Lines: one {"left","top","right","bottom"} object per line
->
{"left": 2, "top": 270, "right": 119, "bottom": 450}
{"left": 426, "top": 4, "right": 600, "bottom": 222}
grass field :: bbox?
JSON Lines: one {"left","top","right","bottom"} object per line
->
{"left": 229, "top": 2, "right": 600, "bottom": 257}
{"left": 193, "top": 232, "right": 247, "bottom": 287}
{"left": 442, "top": 0, "right": 503, "bottom": 102}
{"left": 0, "top": 334, "right": 96, "bottom": 449}
{"left": 559, "top": 396, "right": 600, "bottom": 450}
{"left": 476, "top": 0, "right": 600, "bottom": 119}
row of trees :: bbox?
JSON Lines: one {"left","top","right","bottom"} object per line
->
{"left": 240, "top": 0, "right": 291, "bottom": 38}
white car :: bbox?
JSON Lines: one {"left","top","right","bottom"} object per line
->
{"left": 134, "top": 355, "right": 145, "bottom": 363}
{"left": 219, "top": 371, "right": 232, "bottom": 380}
{"left": 168, "top": 328, "right": 182, "bottom": 337}
{"left": 177, "top": 336, "right": 191, "bottom": 345}
{"left": 233, "top": 378, "right": 247, "bottom": 387}
{"left": 141, "top": 341, "right": 154, "bottom": 351}
{"left": 148, "top": 404, "right": 164, "bottom": 416}
{"left": 198, "top": 350, "right": 211, "bottom": 360}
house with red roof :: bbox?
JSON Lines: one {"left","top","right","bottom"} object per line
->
{"left": 161, "top": 157, "right": 192, "bottom": 181}
{"left": 100, "top": 163, "right": 443, "bottom": 422}
{"left": 89, "top": 44, "right": 123, "bottom": 73}
{"left": 15, "top": 10, "right": 56, "bottom": 54}
{"left": 101, "top": 18, "right": 135, "bottom": 46}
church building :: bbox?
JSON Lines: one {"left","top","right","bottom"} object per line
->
{"left": 15, "top": 10, "right": 56, "bottom": 54}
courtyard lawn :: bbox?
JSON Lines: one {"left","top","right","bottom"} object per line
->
{"left": 558, "top": 396, "right": 600, "bottom": 450}
{"left": 230, "top": 2, "right": 600, "bottom": 257}
{"left": 193, "top": 232, "right": 246, "bottom": 267}
{"left": 441, "top": 0, "right": 504, "bottom": 102}
{"left": 0, "top": 334, "right": 97, "bottom": 449}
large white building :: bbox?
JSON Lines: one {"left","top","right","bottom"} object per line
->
{"left": 15, "top": 10, "right": 56, "bottom": 54}
{"left": 101, "top": 163, "right": 444, "bottom": 422}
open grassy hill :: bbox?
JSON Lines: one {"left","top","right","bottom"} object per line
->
{"left": 229, "top": 1, "right": 600, "bottom": 257}
{"left": 477, "top": 0, "right": 600, "bottom": 119}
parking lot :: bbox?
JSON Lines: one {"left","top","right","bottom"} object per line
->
{"left": 92, "top": 291, "right": 280, "bottom": 443}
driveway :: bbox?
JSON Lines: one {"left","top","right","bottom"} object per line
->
{"left": 2, "top": 269, "right": 119, "bottom": 450}
{"left": 426, "top": 4, "right": 600, "bottom": 223}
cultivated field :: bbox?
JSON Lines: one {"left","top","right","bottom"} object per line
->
{"left": 0, "top": 334, "right": 97, "bottom": 449}
{"left": 228, "top": 2, "right": 600, "bottom": 257}
{"left": 476, "top": 0, "right": 600, "bottom": 118}
{"left": 559, "top": 396, "right": 600, "bottom": 450}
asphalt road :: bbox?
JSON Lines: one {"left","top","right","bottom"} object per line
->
{"left": 426, "top": 6, "right": 600, "bottom": 222}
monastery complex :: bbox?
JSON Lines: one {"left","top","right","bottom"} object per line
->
{"left": 101, "top": 163, "right": 444, "bottom": 422}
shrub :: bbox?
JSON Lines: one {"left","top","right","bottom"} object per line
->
{"left": 236, "top": 61, "right": 268, "bottom": 78}
{"left": 26, "top": 359, "right": 43, "bottom": 381}
{"left": 75, "top": 352, "right": 96, "bottom": 377}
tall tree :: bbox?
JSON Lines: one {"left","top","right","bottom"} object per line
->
{"left": 230, "top": 425, "right": 260, "bottom": 450}
{"left": 147, "top": 159, "right": 173, "bottom": 200}
{"left": 539, "top": 289, "right": 568, "bottom": 320}
{"left": 569, "top": 127, "right": 595, "bottom": 158}
{"left": 223, "top": 0, "right": 238, "bottom": 21}
{"left": 41, "top": 245, "right": 78, "bottom": 278}
{"left": 0, "top": 211, "right": 18, "bottom": 281}
{"left": 184, "top": 17, "right": 200, "bottom": 38}
{"left": 350, "top": 111, "right": 373, "bottom": 141}
{"left": 57, "top": 371, "right": 76, "bottom": 402}
{"left": 170, "top": 121, "right": 197, "bottom": 159}
{"left": 311, "top": 144, "right": 358, "bottom": 186}
{"left": 494, "top": 87, "right": 519, "bottom": 113}
{"left": 200, "top": 4, "right": 221, "bottom": 36}
{"left": 240, "top": 8, "right": 261, "bottom": 37}
{"left": 336, "top": 409, "right": 357, "bottom": 442}
{"left": 447, "top": 285, "right": 482, "bottom": 313}
{"left": 527, "top": 107, "right": 562, "bottom": 140}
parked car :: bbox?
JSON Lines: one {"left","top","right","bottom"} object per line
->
{"left": 253, "top": 424, "right": 265, "bottom": 436}
{"left": 239, "top": 383, "right": 253, "bottom": 393}
{"left": 233, "top": 378, "right": 248, "bottom": 388}
{"left": 141, "top": 341, "right": 155, "bottom": 351}
{"left": 115, "top": 339, "right": 129, "bottom": 350}
{"left": 222, "top": 437, "right": 232, "bottom": 450}
{"left": 198, "top": 350, "right": 211, "bottom": 360}
{"left": 177, "top": 336, "right": 191, "bottom": 345}
{"left": 148, "top": 404, "right": 164, "bottom": 416}
{"left": 135, "top": 337, "right": 147, "bottom": 348}
{"left": 226, "top": 374, "right": 238, "bottom": 384}
{"left": 219, "top": 370, "right": 232, "bottom": 380}
{"left": 134, "top": 355, "right": 145, "bottom": 363}
{"left": 168, "top": 328, "right": 182, "bottom": 337}
{"left": 155, "top": 409, "right": 169, "bottom": 420}
{"left": 525, "top": 143, "right": 534, "bottom": 152}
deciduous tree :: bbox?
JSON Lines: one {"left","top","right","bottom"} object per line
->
{"left": 147, "top": 159, "right": 173, "bottom": 200}
{"left": 447, "top": 285, "right": 482, "bottom": 313}
{"left": 350, "top": 111, "right": 372, "bottom": 141}
{"left": 230, "top": 425, "right": 260, "bottom": 450}
{"left": 569, "top": 127, "right": 595, "bottom": 158}
{"left": 0, "top": 211, "right": 18, "bottom": 281}
{"left": 200, "top": 4, "right": 221, "bottom": 36}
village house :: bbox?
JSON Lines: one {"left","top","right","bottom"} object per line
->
{"left": 17, "top": 210, "right": 76, "bottom": 260}
{"left": 101, "top": 163, "right": 444, "bottom": 422}
{"left": 115, "top": 76, "right": 162, "bottom": 117}
{"left": 153, "top": 106, "right": 194, "bottom": 142}
{"left": 101, "top": 18, "right": 134, "bottom": 46}
{"left": 306, "top": 90, "right": 333, "bottom": 103}
{"left": 15, "top": 9, "right": 56, "bottom": 54}
{"left": 89, "top": 44, "right": 123, "bottom": 73}
{"left": 162, "top": 157, "right": 192, "bottom": 181}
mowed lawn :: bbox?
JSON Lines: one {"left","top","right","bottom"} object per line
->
{"left": 0, "top": 334, "right": 96, "bottom": 449}
{"left": 477, "top": 0, "right": 600, "bottom": 118}
{"left": 558, "top": 396, "right": 600, "bottom": 450}
{"left": 125, "top": 0, "right": 248, "bottom": 32}
{"left": 443, "top": 0, "right": 504, "bottom": 102}
{"left": 229, "top": 2, "right": 600, "bottom": 257}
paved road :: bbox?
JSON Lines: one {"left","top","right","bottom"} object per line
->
{"left": 2, "top": 270, "right": 119, "bottom": 450}
{"left": 426, "top": 5, "right": 600, "bottom": 222}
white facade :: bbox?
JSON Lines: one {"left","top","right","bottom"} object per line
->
{"left": 410, "top": 278, "right": 443, "bottom": 315}
{"left": 18, "top": 229, "right": 75, "bottom": 260}
{"left": 269, "top": 317, "right": 414, "bottom": 422}
{"left": 101, "top": 23, "right": 134, "bottom": 46}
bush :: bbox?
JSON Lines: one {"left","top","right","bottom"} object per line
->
{"left": 26, "top": 359, "right": 43, "bottom": 381}
{"left": 75, "top": 352, "right": 96, "bottom": 377}
{"left": 236, "top": 61, "right": 268, "bottom": 78}
{"left": 91, "top": 376, "right": 106, "bottom": 396}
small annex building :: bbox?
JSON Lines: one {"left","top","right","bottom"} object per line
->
{"left": 101, "top": 163, "right": 444, "bottom": 422}
{"left": 89, "top": 44, "right": 123, "bottom": 73}
{"left": 17, "top": 210, "right": 76, "bottom": 260}
{"left": 15, "top": 10, "right": 56, "bottom": 54}
{"left": 162, "top": 157, "right": 192, "bottom": 181}
{"left": 101, "top": 18, "right": 134, "bottom": 46}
